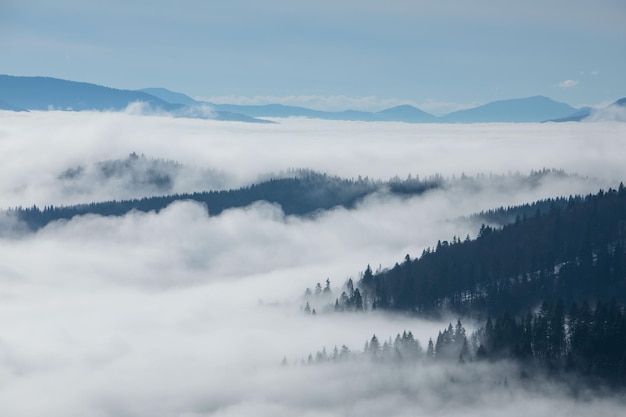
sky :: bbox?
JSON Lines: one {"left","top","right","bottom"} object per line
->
{"left": 1, "top": 1, "right": 625, "bottom": 113}
{"left": 1, "top": 112, "right": 626, "bottom": 416}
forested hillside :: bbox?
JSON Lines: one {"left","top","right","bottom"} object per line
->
{"left": 337, "top": 185, "right": 626, "bottom": 317}
{"left": 6, "top": 172, "right": 443, "bottom": 232}
{"left": 4, "top": 168, "right": 580, "bottom": 234}
{"left": 301, "top": 184, "right": 626, "bottom": 387}
{"left": 306, "top": 299, "right": 626, "bottom": 386}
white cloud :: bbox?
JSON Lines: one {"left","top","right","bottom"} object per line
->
{"left": 0, "top": 112, "right": 625, "bottom": 416}
{"left": 556, "top": 79, "right": 579, "bottom": 88}
{"left": 584, "top": 105, "right": 626, "bottom": 122}
{"left": 1, "top": 111, "right": 626, "bottom": 208}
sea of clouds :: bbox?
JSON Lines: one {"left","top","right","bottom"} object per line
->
{"left": 0, "top": 111, "right": 624, "bottom": 416}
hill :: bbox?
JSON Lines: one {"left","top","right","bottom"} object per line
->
{"left": 547, "top": 107, "right": 593, "bottom": 122}
{"left": 340, "top": 185, "right": 626, "bottom": 318}
{"left": 0, "top": 75, "right": 270, "bottom": 123}
{"left": 0, "top": 98, "right": 27, "bottom": 111}
{"left": 0, "top": 75, "right": 172, "bottom": 111}
{"left": 442, "top": 96, "right": 579, "bottom": 123}
{"left": 138, "top": 87, "right": 200, "bottom": 106}
{"left": 5, "top": 172, "right": 443, "bottom": 233}
{"left": 548, "top": 98, "right": 626, "bottom": 122}
{"left": 375, "top": 105, "right": 439, "bottom": 123}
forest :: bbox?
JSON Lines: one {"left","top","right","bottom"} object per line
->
{"left": 323, "top": 184, "right": 626, "bottom": 316}
{"left": 7, "top": 168, "right": 442, "bottom": 232}
{"left": 303, "top": 299, "right": 626, "bottom": 387}
{"left": 4, "top": 163, "right": 577, "bottom": 234}
{"left": 302, "top": 184, "right": 626, "bottom": 386}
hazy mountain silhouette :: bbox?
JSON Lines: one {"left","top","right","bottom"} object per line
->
{"left": 136, "top": 86, "right": 620, "bottom": 124}
{"left": 0, "top": 75, "right": 271, "bottom": 123}
{"left": 203, "top": 97, "right": 584, "bottom": 124}
{"left": 549, "top": 98, "right": 626, "bottom": 122}
{"left": 0, "top": 98, "right": 27, "bottom": 112}
{"left": 375, "top": 105, "right": 439, "bottom": 123}
{"left": 209, "top": 103, "right": 438, "bottom": 123}
{"left": 138, "top": 88, "right": 200, "bottom": 106}
{"left": 213, "top": 103, "right": 338, "bottom": 118}
{"left": 6, "top": 74, "right": 620, "bottom": 124}
{"left": 139, "top": 90, "right": 434, "bottom": 122}
{"left": 547, "top": 107, "right": 593, "bottom": 122}
{"left": 441, "top": 96, "right": 578, "bottom": 123}
{"left": 0, "top": 75, "right": 173, "bottom": 111}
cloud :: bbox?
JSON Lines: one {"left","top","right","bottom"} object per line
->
{"left": 0, "top": 112, "right": 625, "bottom": 415}
{"left": 584, "top": 105, "right": 626, "bottom": 122}
{"left": 556, "top": 79, "right": 579, "bottom": 88}
{"left": 1, "top": 111, "right": 625, "bottom": 208}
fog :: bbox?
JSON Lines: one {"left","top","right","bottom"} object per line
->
{"left": 0, "top": 111, "right": 625, "bottom": 416}
{"left": 1, "top": 111, "right": 625, "bottom": 207}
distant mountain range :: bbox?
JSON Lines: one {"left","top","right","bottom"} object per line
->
{"left": 142, "top": 87, "right": 626, "bottom": 124}
{"left": 548, "top": 97, "right": 626, "bottom": 122}
{"left": 1, "top": 74, "right": 624, "bottom": 123}
{"left": 440, "top": 96, "right": 578, "bottom": 123}
{"left": 0, "top": 75, "right": 271, "bottom": 123}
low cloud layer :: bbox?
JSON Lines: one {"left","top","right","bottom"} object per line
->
{"left": 0, "top": 111, "right": 625, "bottom": 416}
{"left": 1, "top": 111, "right": 625, "bottom": 207}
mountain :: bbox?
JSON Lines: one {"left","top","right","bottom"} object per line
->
{"left": 0, "top": 75, "right": 174, "bottom": 111}
{"left": 138, "top": 87, "right": 200, "bottom": 106}
{"left": 550, "top": 97, "right": 626, "bottom": 122}
{"left": 139, "top": 89, "right": 436, "bottom": 122}
{"left": 547, "top": 107, "right": 593, "bottom": 122}
{"left": 0, "top": 98, "right": 27, "bottom": 112}
{"left": 210, "top": 102, "right": 438, "bottom": 123}
{"left": 375, "top": 105, "right": 439, "bottom": 123}
{"left": 0, "top": 75, "right": 270, "bottom": 123}
{"left": 212, "top": 103, "right": 325, "bottom": 118}
{"left": 8, "top": 75, "right": 617, "bottom": 124}
{"left": 442, "top": 96, "right": 579, "bottom": 123}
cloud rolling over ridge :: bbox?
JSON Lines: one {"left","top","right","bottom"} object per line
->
{"left": 0, "top": 111, "right": 625, "bottom": 415}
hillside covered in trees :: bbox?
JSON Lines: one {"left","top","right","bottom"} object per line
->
{"left": 300, "top": 185, "right": 626, "bottom": 386}
{"left": 329, "top": 184, "right": 626, "bottom": 317}
{"left": 304, "top": 299, "right": 626, "bottom": 387}
{"left": 3, "top": 167, "right": 581, "bottom": 234}
{"left": 7, "top": 171, "right": 442, "bottom": 232}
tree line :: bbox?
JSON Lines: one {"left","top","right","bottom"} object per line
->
{"left": 340, "top": 184, "right": 626, "bottom": 317}
{"left": 301, "top": 300, "right": 626, "bottom": 386}
{"left": 6, "top": 170, "right": 443, "bottom": 232}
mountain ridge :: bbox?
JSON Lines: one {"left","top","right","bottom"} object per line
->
{"left": 0, "top": 75, "right": 270, "bottom": 123}
{"left": 441, "top": 95, "right": 578, "bottom": 123}
{"left": 2, "top": 74, "right": 623, "bottom": 123}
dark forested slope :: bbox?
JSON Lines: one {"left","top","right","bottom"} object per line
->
{"left": 7, "top": 172, "right": 442, "bottom": 232}
{"left": 338, "top": 185, "right": 626, "bottom": 317}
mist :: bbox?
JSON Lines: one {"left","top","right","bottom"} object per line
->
{"left": 0, "top": 110, "right": 625, "bottom": 416}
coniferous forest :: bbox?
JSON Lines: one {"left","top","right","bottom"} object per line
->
{"left": 302, "top": 184, "right": 626, "bottom": 387}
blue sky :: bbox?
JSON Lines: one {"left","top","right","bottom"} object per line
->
{"left": 1, "top": 0, "right": 625, "bottom": 113}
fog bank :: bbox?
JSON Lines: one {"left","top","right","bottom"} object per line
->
{"left": 0, "top": 111, "right": 624, "bottom": 416}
